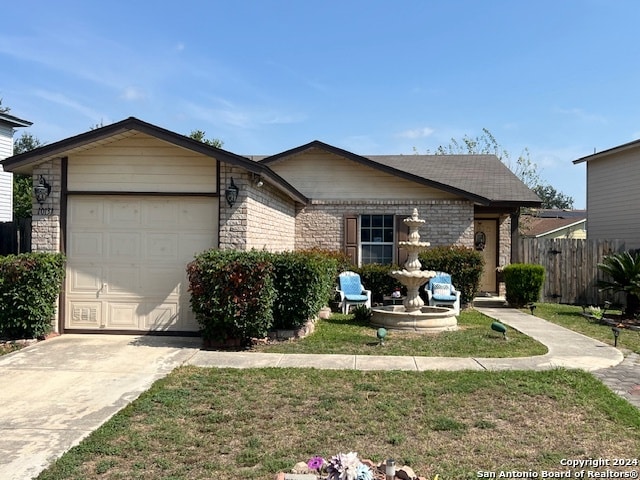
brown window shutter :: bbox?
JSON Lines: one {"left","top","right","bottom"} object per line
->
{"left": 344, "top": 215, "right": 358, "bottom": 266}
{"left": 395, "top": 215, "right": 409, "bottom": 267}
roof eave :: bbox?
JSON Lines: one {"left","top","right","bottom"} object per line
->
{"left": 1, "top": 117, "right": 309, "bottom": 205}
{"left": 261, "top": 140, "right": 494, "bottom": 204}
{"left": 0, "top": 112, "right": 32, "bottom": 128}
{"left": 573, "top": 139, "right": 640, "bottom": 164}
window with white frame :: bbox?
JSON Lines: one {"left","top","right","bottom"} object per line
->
{"left": 360, "top": 214, "right": 394, "bottom": 264}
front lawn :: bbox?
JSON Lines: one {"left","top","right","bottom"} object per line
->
{"left": 527, "top": 303, "right": 640, "bottom": 354}
{"left": 252, "top": 310, "right": 547, "bottom": 357}
{"left": 36, "top": 367, "right": 640, "bottom": 480}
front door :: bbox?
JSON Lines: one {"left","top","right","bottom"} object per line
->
{"left": 474, "top": 219, "right": 498, "bottom": 293}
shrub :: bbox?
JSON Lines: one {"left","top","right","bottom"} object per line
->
{"left": 597, "top": 250, "right": 640, "bottom": 316}
{"left": 502, "top": 263, "right": 545, "bottom": 307}
{"left": 351, "top": 304, "right": 372, "bottom": 323}
{"left": 0, "top": 253, "right": 66, "bottom": 339}
{"left": 354, "top": 263, "right": 405, "bottom": 304}
{"left": 271, "top": 250, "right": 338, "bottom": 329}
{"left": 418, "top": 246, "right": 484, "bottom": 305}
{"left": 187, "top": 250, "right": 276, "bottom": 344}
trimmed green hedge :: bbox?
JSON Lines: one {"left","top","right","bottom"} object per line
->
{"left": 271, "top": 250, "right": 338, "bottom": 330}
{"left": 187, "top": 249, "right": 340, "bottom": 343}
{"left": 187, "top": 250, "right": 276, "bottom": 344}
{"left": 418, "top": 246, "right": 484, "bottom": 305}
{"left": 354, "top": 263, "right": 405, "bottom": 304}
{"left": 502, "top": 263, "right": 545, "bottom": 307}
{"left": 0, "top": 253, "right": 66, "bottom": 339}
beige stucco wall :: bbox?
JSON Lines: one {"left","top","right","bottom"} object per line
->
{"left": 268, "top": 150, "right": 460, "bottom": 201}
{"left": 67, "top": 133, "right": 217, "bottom": 193}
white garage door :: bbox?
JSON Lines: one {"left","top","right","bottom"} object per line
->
{"left": 65, "top": 196, "right": 218, "bottom": 332}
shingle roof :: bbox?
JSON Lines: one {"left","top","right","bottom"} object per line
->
{"left": 368, "top": 154, "right": 542, "bottom": 205}
{"left": 521, "top": 216, "right": 586, "bottom": 237}
{"left": 260, "top": 140, "right": 542, "bottom": 207}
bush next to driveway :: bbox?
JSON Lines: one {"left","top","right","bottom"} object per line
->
{"left": 0, "top": 253, "right": 66, "bottom": 339}
{"left": 270, "top": 250, "right": 338, "bottom": 330}
{"left": 187, "top": 249, "right": 276, "bottom": 344}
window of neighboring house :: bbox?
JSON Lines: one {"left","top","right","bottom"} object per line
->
{"left": 360, "top": 214, "right": 394, "bottom": 264}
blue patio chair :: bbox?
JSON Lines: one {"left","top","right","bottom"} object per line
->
{"left": 337, "top": 271, "right": 372, "bottom": 314}
{"left": 426, "top": 272, "right": 461, "bottom": 314}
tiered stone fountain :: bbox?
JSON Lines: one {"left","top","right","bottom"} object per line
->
{"left": 371, "top": 208, "right": 458, "bottom": 332}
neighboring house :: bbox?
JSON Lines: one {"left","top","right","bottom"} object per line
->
{"left": 574, "top": 140, "right": 640, "bottom": 249}
{"left": 520, "top": 209, "right": 586, "bottom": 239}
{"left": 1, "top": 117, "right": 540, "bottom": 334}
{"left": 0, "top": 112, "right": 32, "bottom": 222}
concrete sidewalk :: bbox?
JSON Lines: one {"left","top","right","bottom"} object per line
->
{"left": 0, "top": 306, "right": 630, "bottom": 479}
{"left": 186, "top": 306, "right": 623, "bottom": 372}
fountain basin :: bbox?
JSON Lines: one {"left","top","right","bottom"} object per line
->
{"left": 371, "top": 305, "right": 458, "bottom": 332}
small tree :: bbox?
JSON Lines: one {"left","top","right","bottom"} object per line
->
{"left": 532, "top": 184, "right": 574, "bottom": 209}
{"left": 13, "top": 132, "right": 44, "bottom": 219}
{"left": 597, "top": 250, "right": 640, "bottom": 317}
{"left": 189, "top": 130, "right": 223, "bottom": 148}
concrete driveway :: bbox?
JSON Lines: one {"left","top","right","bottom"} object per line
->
{"left": 0, "top": 334, "right": 201, "bottom": 480}
{"left": 0, "top": 306, "right": 627, "bottom": 479}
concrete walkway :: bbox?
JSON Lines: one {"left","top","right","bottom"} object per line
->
{"left": 0, "top": 306, "right": 636, "bottom": 480}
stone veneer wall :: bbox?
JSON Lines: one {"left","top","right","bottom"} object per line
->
{"left": 295, "top": 199, "right": 475, "bottom": 252}
{"left": 498, "top": 214, "right": 512, "bottom": 296}
{"left": 31, "top": 159, "right": 62, "bottom": 253}
{"left": 218, "top": 166, "right": 296, "bottom": 251}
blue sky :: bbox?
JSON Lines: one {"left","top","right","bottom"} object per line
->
{"left": 3, "top": 0, "right": 639, "bottom": 209}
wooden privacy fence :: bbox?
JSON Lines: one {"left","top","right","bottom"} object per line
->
{"left": 0, "top": 218, "right": 32, "bottom": 255}
{"left": 515, "top": 238, "right": 626, "bottom": 306}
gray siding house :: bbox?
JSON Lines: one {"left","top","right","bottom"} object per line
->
{"left": 574, "top": 139, "right": 640, "bottom": 249}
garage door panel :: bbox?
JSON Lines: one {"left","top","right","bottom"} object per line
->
{"left": 66, "top": 195, "right": 217, "bottom": 332}
{"left": 141, "top": 267, "right": 181, "bottom": 296}
{"left": 180, "top": 234, "right": 218, "bottom": 262}
{"left": 69, "top": 200, "right": 104, "bottom": 226}
{"left": 179, "top": 201, "right": 217, "bottom": 229}
{"left": 109, "top": 200, "right": 142, "bottom": 226}
{"left": 143, "top": 303, "right": 179, "bottom": 331}
{"left": 108, "top": 233, "right": 141, "bottom": 258}
{"left": 68, "top": 301, "right": 102, "bottom": 328}
{"left": 106, "top": 267, "right": 140, "bottom": 295}
{"left": 70, "top": 265, "right": 104, "bottom": 292}
{"left": 147, "top": 234, "right": 179, "bottom": 261}
{"left": 107, "top": 303, "right": 139, "bottom": 328}
{"left": 69, "top": 232, "right": 103, "bottom": 258}
{"left": 145, "top": 200, "right": 179, "bottom": 225}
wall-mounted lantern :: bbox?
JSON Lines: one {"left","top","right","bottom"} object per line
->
{"left": 225, "top": 177, "right": 239, "bottom": 207}
{"left": 251, "top": 172, "right": 264, "bottom": 187}
{"left": 34, "top": 175, "right": 51, "bottom": 205}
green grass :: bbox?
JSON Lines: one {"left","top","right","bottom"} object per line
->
{"left": 252, "top": 310, "right": 548, "bottom": 357}
{"left": 36, "top": 367, "right": 640, "bottom": 480}
{"left": 32, "top": 303, "right": 640, "bottom": 479}
{"left": 526, "top": 303, "right": 640, "bottom": 354}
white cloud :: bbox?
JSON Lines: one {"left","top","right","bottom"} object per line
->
{"left": 34, "top": 89, "right": 105, "bottom": 123}
{"left": 184, "top": 97, "right": 305, "bottom": 130}
{"left": 554, "top": 107, "right": 607, "bottom": 124}
{"left": 396, "top": 127, "right": 435, "bottom": 139}
{"left": 120, "top": 86, "right": 147, "bottom": 101}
